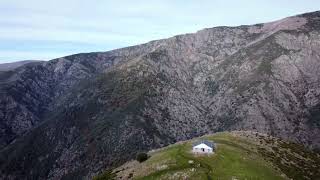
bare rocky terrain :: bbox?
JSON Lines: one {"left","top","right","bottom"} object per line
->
{"left": 0, "top": 11, "right": 320, "bottom": 179}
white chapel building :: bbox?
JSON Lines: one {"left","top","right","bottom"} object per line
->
{"left": 192, "top": 140, "right": 215, "bottom": 154}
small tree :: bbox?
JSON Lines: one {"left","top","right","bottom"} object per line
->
{"left": 136, "top": 152, "right": 148, "bottom": 163}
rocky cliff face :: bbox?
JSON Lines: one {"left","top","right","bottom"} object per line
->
{"left": 0, "top": 11, "right": 320, "bottom": 179}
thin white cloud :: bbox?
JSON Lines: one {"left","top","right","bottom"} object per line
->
{"left": 0, "top": 26, "right": 149, "bottom": 45}
{"left": 0, "top": 0, "right": 320, "bottom": 62}
{"left": 0, "top": 50, "right": 68, "bottom": 62}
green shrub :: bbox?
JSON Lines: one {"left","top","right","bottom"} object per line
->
{"left": 136, "top": 152, "right": 148, "bottom": 163}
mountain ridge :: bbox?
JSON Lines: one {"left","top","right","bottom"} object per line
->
{"left": 0, "top": 60, "right": 43, "bottom": 71}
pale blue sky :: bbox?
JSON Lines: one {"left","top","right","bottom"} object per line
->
{"left": 0, "top": 0, "right": 319, "bottom": 63}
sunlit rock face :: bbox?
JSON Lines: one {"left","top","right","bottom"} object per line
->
{"left": 0, "top": 11, "right": 320, "bottom": 179}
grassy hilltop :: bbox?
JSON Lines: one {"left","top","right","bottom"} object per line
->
{"left": 98, "top": 131, "right": 320, "bottom": 180}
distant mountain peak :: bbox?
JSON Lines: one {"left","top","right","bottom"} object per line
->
{"left": 0, "top": 60, "right": 43, "bottom": 71}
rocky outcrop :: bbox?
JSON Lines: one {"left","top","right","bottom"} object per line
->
{"left": 0, "top": 11, "right": 320, "bottom": 179}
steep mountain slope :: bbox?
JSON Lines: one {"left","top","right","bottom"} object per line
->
{"left": 0, "top": 11, "right": 320, "bottom": 179}
{"left": 0, "top": 54, "right": 110, "bottom": 149}
{"left": 109, "top": 131, "right": 320, "bottom": 180}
